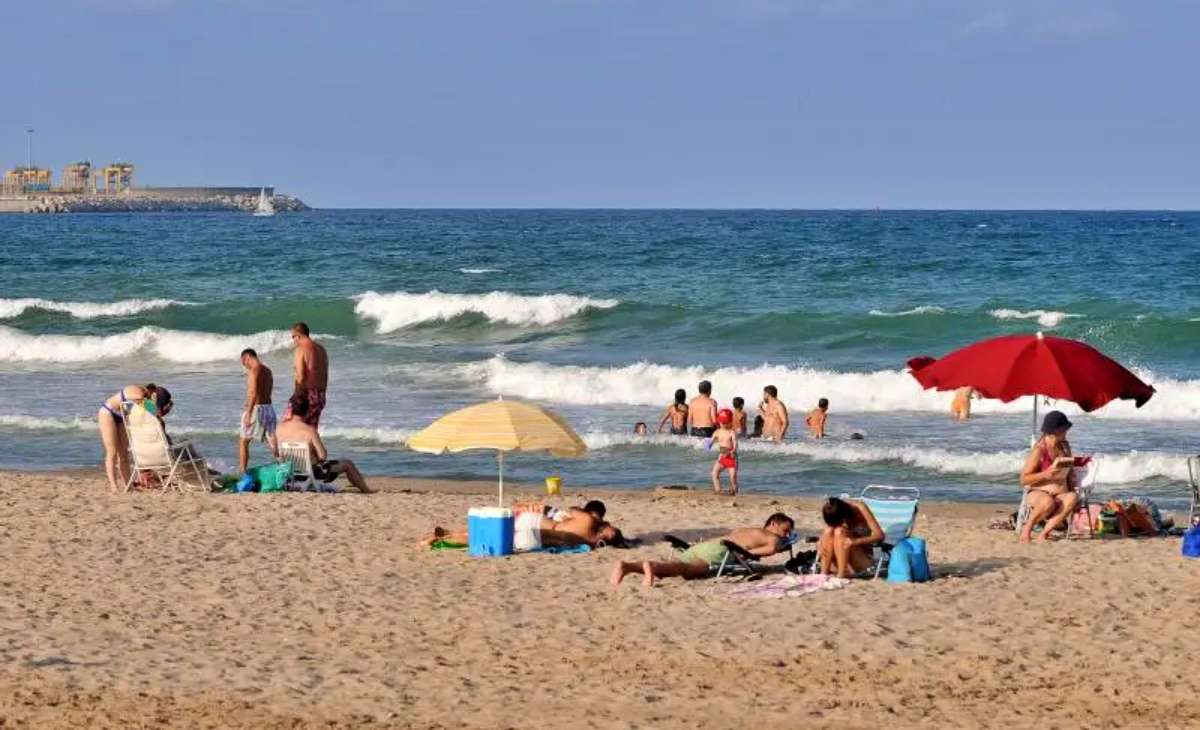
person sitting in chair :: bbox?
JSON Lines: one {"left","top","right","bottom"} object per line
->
{"left": 1018, "top": 410, "right": 1082, "bottom": 543}
{"left": 817, "top": 497, "right": 884, "bottom": 578}
{"left": 276, "top": 394, "right": 373, "bottom": 493}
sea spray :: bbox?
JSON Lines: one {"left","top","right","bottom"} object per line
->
{"left": 0, "top": 326, "right": 295, "bottom": 364}
{"left": 353, "top": 290, "right": 618, "bottom": 331}
{"left": 0, "top": 297, "right": 189, "bottom": 320}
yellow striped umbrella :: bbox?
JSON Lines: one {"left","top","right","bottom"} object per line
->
{"left": 407, "top": 398, "right": 587, "bottom": 505}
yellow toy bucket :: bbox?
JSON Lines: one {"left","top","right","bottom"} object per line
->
{"left": 545, "top": 476, "right": 562, "bottom": 496}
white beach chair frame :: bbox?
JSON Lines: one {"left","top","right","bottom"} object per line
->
{"left": 122, "top": 404, "right": 211, "bottom": 494}
{"left": 278, "top": 440, "right": 317, "bottom": 491}
{"left": 1015, "top": 462, "right": 1098, "bottom": 539}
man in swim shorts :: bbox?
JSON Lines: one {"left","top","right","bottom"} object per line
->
{"left": 287, "top": 322, "right": 329, "bottom": 429}
{"left": 238, "top": 348, "right": 279, "bottom": 473}
{"left": 276, "top": 395, "right": 373, "bottom": 493}
{"left": 687, "top": 380, "right": 718, "bottom": 437}
{"left": 610, "top": 513, "right": 794, "bottom": 587}
{"left": 760, "top": 385, "right": 789, "bottom": 441}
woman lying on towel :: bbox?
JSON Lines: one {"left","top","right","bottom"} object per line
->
{"left": 417, "top": 501, "right": 627, "bottom": 551}
{"left": 817, "top": 498, "right": 884, "bottom": 578}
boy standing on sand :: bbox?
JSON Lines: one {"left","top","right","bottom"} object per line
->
{"left": 806, "top": 398, "right": 829, "bottom": 439}
{"left": 710, "top": 408, "right": 738, "bottom": 496}
{"left": 238, "top": 348, "right": 278, "bottom": 473}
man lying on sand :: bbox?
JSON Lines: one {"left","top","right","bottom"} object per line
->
{"left": 418, "top": 501, "right": 627, "bottom": 551}
{"left": 611, "top": 512, "right": 795, "bottom": 587}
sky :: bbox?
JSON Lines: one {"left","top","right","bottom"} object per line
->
{"left": 3, "top": 0, "right": 1199, "bottom": 209}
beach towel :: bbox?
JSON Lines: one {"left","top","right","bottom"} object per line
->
{"left": 430, "top": 539, "right": 468, "bottom": 551}
{"left": 530, "top": 544, "right": 592, "bottom": 554}
{"left": 726, "top": 574, "right": 850, "bottom": 599}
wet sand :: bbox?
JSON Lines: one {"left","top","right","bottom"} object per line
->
{"left": 0, "top": 470, "right": 1195, "bottom": 728}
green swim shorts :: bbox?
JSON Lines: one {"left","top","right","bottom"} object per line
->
{"left": 680, "top": 540, "right": 729, "bottom": 568}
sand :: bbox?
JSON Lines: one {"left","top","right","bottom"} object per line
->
{"left": 0, "top": 470, "right": 1196, "bottom": 729}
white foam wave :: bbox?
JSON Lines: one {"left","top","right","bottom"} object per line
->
{"left": 0, "top": 297, "right": 188, "bottom": 320}
{"left": 988, "top": 308, "right": 1081, "bottom": 328}
{"left": 459, "top": 268, "right": 502, "bottom": 275}
{"left": 468, "top": 356, "right": 1200, "bottom": 421}
{"left": 322, "top": 426, "right": 413, "bottom": 444}
{"left": 867, "top": 306, "right": 946, "bottom": 317}
{"left": 0, "top": 326, "right": 295, "bottom": 364}
{"left": 579, "top": 432, "right": 1190, "bottom": 483}
{"left": 0, "top": 414, "right": 99, "bottom": 432}
{"left": 354, "top": 290, "right": 618, "bottom": 332}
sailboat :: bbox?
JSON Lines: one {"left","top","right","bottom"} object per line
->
{"left": 253, "top": 187, "right": 276, "bottom": 217}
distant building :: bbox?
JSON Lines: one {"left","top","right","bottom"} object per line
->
{"left": 97, "top": 162, "right": 134, "bottom": 193}
{"left": 2, "top": 166, "right": 52, "bottom": 195}
{"left": 60, "top": 161, "right": 92, "bottom": 192}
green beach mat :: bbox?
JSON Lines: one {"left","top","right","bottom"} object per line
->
{"left": 430, "top": 540, "right": 468, "bottom": 551}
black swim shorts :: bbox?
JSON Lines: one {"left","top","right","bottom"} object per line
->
{"left": 690, "top": 427, "right": 715, "bottom": 438}
{"left": 312, "top": 460, "right": 342, "bottom": 482}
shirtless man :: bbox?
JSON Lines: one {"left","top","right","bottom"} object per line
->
{"left": 760, "top": 385, "right": 789, "bottom": 441}
{"left": 288, "top": 322, "right": 329, "bottom": 428}
{"left": 817, "top": 497, "right": 884, "bottom": 578}
{"left": 611, "top": 512, "right": 794, "bottom": 587}
{"left": 806, "top": 397, "right": 828, "bottom": 439}
{"left": 238, "top": 348, "right": 278, "bottom": 473}
{"left": 687, "top": 380, "right": 718, "bottom": 437}
{"left": 418, "top": 502, "right": 626, "bottom": 550}
{"left": 276, "top": 394, "right": 373, "bottom": 493}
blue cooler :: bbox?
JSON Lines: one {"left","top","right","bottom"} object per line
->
{"left": 468, "top": 507, "right": 514, "bottom": 557}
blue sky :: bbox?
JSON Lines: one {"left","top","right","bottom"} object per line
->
{"left": 4, "top": 1, "right": 1198, "bottom": 208}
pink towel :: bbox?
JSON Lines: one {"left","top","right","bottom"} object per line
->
{"left": 727, "top": 574, "right": 851, "bottom": 599}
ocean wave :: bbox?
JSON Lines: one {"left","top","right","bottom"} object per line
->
{"left": 353, "top": 290, "right": 619, "bottom": 332}
{"left": 867, "top": 306, "right": 946, "bottom": 317}
{"left": 0, "top": 325, "right": 295, "bottom": 364}
{"left": 0, "top": 297, "right": 188, "bottom": 320}
{"left": 988, "top": 308, "right": 1082, "bottom": 328}
{"left": 322, "top": 426, "right": 413, "bottom": 444}
{"left": 459, "top": 268, "right": 502, "bottom": 275}
{"left": 578, "top": 432, "right": 1190, "bottom": 483}
{"left": 466, "top": 356, "right": 1200, "bottom": 420}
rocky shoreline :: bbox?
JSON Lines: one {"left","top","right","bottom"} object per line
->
{"left": 3, "top": 193, "right": 310, "bottom": 214}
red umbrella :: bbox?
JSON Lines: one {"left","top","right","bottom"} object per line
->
{"left": 907, "top": 332, "right": 1155, "bottom": 414}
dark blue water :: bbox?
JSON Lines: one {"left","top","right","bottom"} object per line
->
{"left": 1, "top": 210, "right": 1197, "bottom": 505}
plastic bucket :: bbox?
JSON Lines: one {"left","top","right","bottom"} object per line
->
{"left": 545, "top": 476, "right": 562, "bottom": 496}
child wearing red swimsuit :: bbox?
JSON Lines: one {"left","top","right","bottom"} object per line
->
{"left": 711, "top": 409, "right": 739, "bottom": 496}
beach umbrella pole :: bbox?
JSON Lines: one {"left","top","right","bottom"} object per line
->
{"left": 1031, "top": 395, "right": 1039, "bottom": 447}
{"left": 497, "top": 451, "right": 504, "bottom": 507}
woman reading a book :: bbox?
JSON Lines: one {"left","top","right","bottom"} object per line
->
{"left": 1019, "top": 410, "right": 1088, "bottom": 543}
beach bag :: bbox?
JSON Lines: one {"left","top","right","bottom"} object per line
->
{"left": 1123, "top": 503, "right": 1158, "bottom": 536}
{"left": 1129, "top": 497, "right": 1165, "bottom": 531}
{"left": 886, "top": 537, "right": 930, "bottom": 583}
{"left": 248, "top": 462, "right": 291, "bottom": 493}
{"left": 1182, "top": 526, "right": 1200, "bottom": 558}
{"left": 1071, "top": 504, "right": 1102, "bottom": 533}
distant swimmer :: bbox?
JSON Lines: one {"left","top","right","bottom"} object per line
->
{"left": 760, "top": 385, "right": 789, "bottom": 441}
{"left": 657, "top": 389, "right": 689, "bottom": 435}
{"left": 806, "top": 397, "right": 829, "bottom": 439}
{"left": 634, "top": 422, "right": 648, "bottom": 435}
{"left": 287, "top": 322, "right": 329, "bottom": 429}
{"left": 688, "top": 380, "right": 717, "bottom": 437}
{"left": 951, "top": 387, "right": 976, "bottom": 421}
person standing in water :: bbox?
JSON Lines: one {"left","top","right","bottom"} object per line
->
{"left": 760, "top": 385, "right": 789, "bottom": 441}
{"left": 238, "top": 348, "right": 278, "bottom": 473}
{"left": 951, "top": 387, "right": 976, "bottom": 421}
{"left": 687, "top": 380, "right": 717, "bottom": 437}
{"left": 657, "top": 389, "right": 689, "bottom": 435}
{"left": 287, "top": 322, "right": 329, "bottom": 428}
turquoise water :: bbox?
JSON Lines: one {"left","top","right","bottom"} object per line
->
{"left": 1, "top": 210, "right": 1197, "bottom": 505}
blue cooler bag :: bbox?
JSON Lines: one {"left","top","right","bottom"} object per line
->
{"left": 1182, "top": 526, "right": 1200, "bottom": 558}
{"left": 887, "top": 537, "right": 931, "bottom": 582}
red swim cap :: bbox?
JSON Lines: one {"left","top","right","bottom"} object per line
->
{"left": 717, "top": 408, "right": 734, "bottom": 425}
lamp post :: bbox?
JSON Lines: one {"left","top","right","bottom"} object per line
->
{"left": 25, "top": 128, "right": 33, "bottom": 169}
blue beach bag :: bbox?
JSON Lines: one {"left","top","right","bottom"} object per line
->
{"left": 1182, "top": 526, "right": 1200, "bottom": 558}
{"left": 887, "top": 537, "right": 931, "bottom": 583}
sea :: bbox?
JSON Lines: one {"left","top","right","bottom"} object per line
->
{"left": 1, "top": 210, "right": 1197, "bottom": 507}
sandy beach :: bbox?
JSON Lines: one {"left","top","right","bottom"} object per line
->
{"left": 0, "top": 470, "right": 1194, "bottom": 728}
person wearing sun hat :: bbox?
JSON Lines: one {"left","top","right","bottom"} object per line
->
{"left": 1018, "top": 410, "right": 1083, "bottom": 543}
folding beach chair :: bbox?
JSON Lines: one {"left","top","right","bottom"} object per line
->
{"left": 123, "top": 403, "right": 212, "bottom": 493}
{"left": 1188, "top": 456, "right": 1200, "bottom": 528}
{"left": 1015, "top": 461, "right": 1099, "bottom": 538}
{"left": 860, "top": 485, "right": 921, "bottom": 579}
{"left": 278, "top": 441, "right": 316, "bottom": 491}
{"left": 662, "top": 532, "right": 799, "bottom": 580}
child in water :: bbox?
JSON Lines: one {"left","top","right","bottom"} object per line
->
{"left": 731, "top": 397, "right": 748, "bottom": 436}
{"left": 806, "top": 398, "right": 829, "bottom": 439}
{"left": 710, "top": 408, "right": 738, "bottom": 496}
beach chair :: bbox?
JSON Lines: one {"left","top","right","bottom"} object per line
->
{"left": 1014, "top": 461, "right": 1099, "bottom": 538}
{"left": 278, "top": 441, "right": 316, "bottom": 491}
{"left": 859, "top": 485, "right": 921, "bottom": 579}
{"left": 1188, "top": 456, "right": 1200, "bottom": 527}
{"left": 662, "top": 532, "right": 798, "bottom": 580}
{"left": 123, "top": 403, "right": 211, "bottom": 493}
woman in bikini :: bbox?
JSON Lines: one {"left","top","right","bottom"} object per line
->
{"left": 817, "top": 497, "right": 885, "bottom": 578}
{"left": 97, "top": 383, "right": 169, "bottom": 493}
{"left": 657, "top": 389, "right": 689, "bottom": 436}
{"left": 1018, "top": 410, "right": 1081, "bottom": 543}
